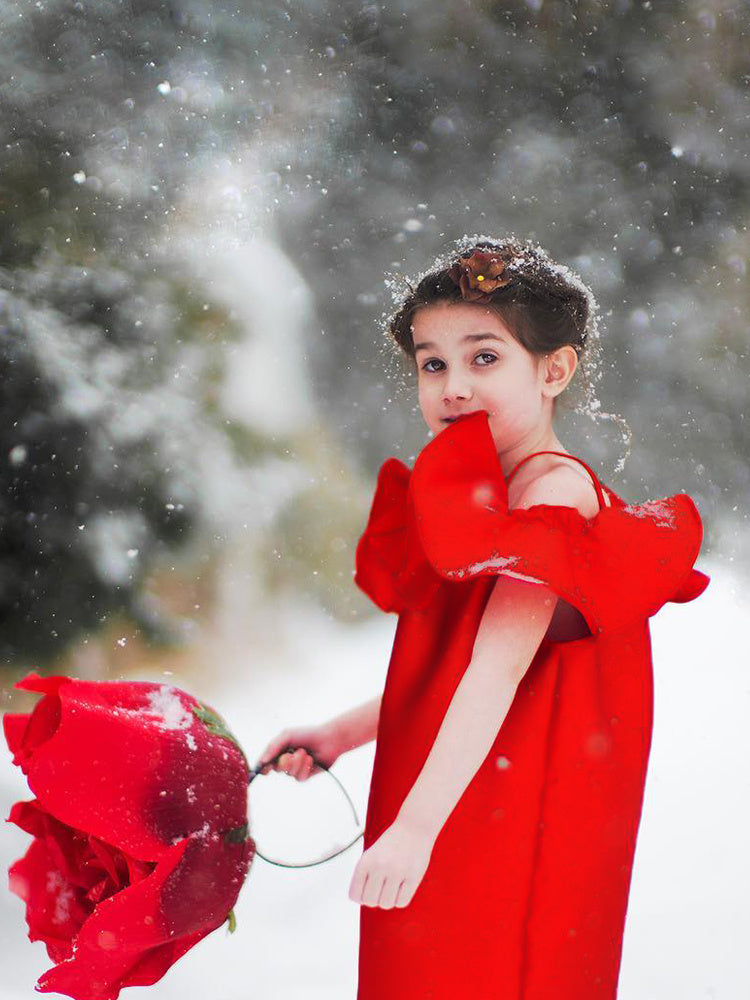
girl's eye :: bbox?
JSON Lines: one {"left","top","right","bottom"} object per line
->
{"left": 421, "top": 352, "right": 498, "bottom": 373}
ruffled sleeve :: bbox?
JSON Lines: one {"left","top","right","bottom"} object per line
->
{"left": 354, "top": 458, "right": 411, "bottom": 614}
{"left": 354, "top": 459, "right": 443, "bottom": 615}
{"left": 407, "top": 410, "right": 710, "bottom": 635}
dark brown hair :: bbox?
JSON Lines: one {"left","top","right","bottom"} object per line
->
{"left": 383, "top": 235, "right": 633, "bottom": 471}
{"left": 387, "top": 237, "right": 593, "bottom": 414}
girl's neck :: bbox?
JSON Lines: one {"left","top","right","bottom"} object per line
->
{"left": 498, "top": 434, "right": 568, "bottom": 479}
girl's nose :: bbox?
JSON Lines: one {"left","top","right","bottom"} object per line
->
{"left": 443, "top": 379, "right": 473, "bottom": 402}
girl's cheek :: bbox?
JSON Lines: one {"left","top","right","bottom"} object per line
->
{"left": 493, "top": 402, "right": 526, "bottom": 436}
{"left": 418, "top": 382, "right": 438, "bottom": 409}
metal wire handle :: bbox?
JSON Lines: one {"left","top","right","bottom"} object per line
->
{"left": 246, "top": 747, "right": 364, "bottom": 868}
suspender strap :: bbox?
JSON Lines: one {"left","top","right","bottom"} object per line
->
{"left": 506, "top": 450, "right": 606, "bottom": 511}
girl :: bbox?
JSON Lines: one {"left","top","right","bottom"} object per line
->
{"left": 257, "top": 237, "right": 710, "bottom": 999}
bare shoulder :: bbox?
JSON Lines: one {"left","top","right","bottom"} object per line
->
{"left": 511, "top": 461, "right": 600, "bottom": 520}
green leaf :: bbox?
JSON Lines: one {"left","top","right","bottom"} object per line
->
{"left": 191, "top": 701, "right": 250, "bottom": 773}
{"left": 223, "top": 822, "right": 249, "bottom": 845}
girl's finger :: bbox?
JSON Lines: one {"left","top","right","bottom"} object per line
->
{"left": 257, "top": 741, "right": 314, "bottom": 777}
{"left": 378, "top": 876, "right": 404, "bottom": 910}
{"left": 257, "top": 738, "right": 286, "bottom": 771}
{"left": 394, "top": 880, "right": 411, "bottom": 908}
{"left": 287, "top": 749, "right": 300, "bottom": 778}
{"left": 291, "top": 748, "right": 307, "bottom": 778}
{"left": 362, "top": 871, "right": 383, "bottom": 909}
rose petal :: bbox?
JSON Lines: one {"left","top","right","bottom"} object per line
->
{"left": 87, "top": 835, "right": 131, "bottom": 891}
{"left": 35, "top": 831, "right": 251, "bottom": 1000}
{"left": 15, "top": 673, "right": 71, "bottom": 697}
{"left": 19, "top": 693, "right": 62, "bottom": 760}
{"left": 9, "top": 800, "right": 100, "bottom": 892}
{"left": 159, "top": 829, "right": 253, "bottom": 940}
{"left": 126, "top": 855, "right": 156, "bottom": 885}
{"left": 119, "top": 929, "right": 211, "bottom": 988}
{"left": 9, "top": 836, "right": 92, "bottom": 962}
{"left": 85, "top": 876, "right": 113, "bottom": 905}
{"left": 18, "top": 678, "right": 249, "bottom": 861}
{"left": 3, "top": 712, "right": 29, "bottom": 760}
{"left": 34, "top": 838, "right": 191, "bottom": 1000}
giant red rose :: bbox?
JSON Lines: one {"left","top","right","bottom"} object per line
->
{"left": 3, "top": 672, "right": 254, "bottom": 1000}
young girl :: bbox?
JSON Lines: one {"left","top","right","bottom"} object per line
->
{"left": 257, "top": 237, "right": 710, "bottom": 999}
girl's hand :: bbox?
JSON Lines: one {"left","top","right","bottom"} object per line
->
{"left": 254, "top": 722, "right": 345, "bottom": 781}
{"left": 348, "top": 819, "right": 435, "bottom": 909}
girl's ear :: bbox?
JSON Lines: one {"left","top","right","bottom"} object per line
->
{"left": 542, "top": 345, "right": 577, "bottom": 399}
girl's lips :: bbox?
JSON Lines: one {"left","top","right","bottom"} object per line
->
{"left": 442, "top": 411, "right": 481, "bottom": 423}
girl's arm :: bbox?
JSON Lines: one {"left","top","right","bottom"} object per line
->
{"left": 395, "top": 573, "right": 557, "bottom": 841}
{"left": 396, "top": 464, "right": 595, "bottom": 843}
{"left": 326, "top": 694, "right": 382, "bottom": 751}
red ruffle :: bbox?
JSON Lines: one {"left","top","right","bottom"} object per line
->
{"left": 354, "top": 458, "right": 443, "bottom": 615}
{"left": 355, "top": 410, "right": 710, "bottom": 634}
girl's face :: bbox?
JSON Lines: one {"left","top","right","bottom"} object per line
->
{"left": 412, "top": 301, "right": 568, "bottom": 449}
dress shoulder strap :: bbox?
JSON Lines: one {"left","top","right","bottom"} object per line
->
{"left": 506, "top": 450, "right": 606, "bottom": 512}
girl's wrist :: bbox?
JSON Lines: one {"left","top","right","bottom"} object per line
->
{"left": 320, "top": 717, "right": 349, "bottom": 751}
{"left": 323, "top": 716, "right": 363, "bottom": 754}
{"left": 394, "top": 810, "right": 440, "bottom": 848}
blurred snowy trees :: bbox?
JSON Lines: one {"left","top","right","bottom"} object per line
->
{"left": 0, "top": 251, "right": 247, "bottom": 666}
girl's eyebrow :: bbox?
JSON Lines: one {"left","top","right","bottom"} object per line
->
{"left": 413, "top": 332, "right": 507, "bottom": 353}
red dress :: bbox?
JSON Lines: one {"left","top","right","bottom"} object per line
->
{"left": 354, "top": 410, "right": 709, "bottom": 1000}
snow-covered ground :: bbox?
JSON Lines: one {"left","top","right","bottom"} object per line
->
{"left": 1, "top": 556, "right": 747, "bottom": 999}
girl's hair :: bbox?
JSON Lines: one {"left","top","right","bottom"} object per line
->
{"left": 384, "top": 234, "right": 632, "bottom": 473}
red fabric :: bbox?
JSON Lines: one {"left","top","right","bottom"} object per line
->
{"left": 4, "top": 673, "right": 254, "bottom": 1000}
{"left": 354, "top": 410, "right": 710, "bottom": 1000}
